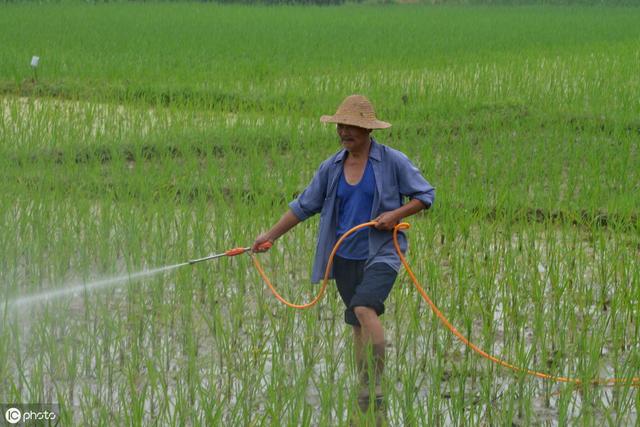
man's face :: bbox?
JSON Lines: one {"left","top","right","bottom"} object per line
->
{"left": 336, "top": 124, "right": 371, "bottom": 152}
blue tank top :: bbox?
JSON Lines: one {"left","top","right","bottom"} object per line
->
{"left": 336, "top": 160, "right": 375, "bottom": 260}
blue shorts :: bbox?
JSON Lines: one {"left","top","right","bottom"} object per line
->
{"left": 333, "top": 256, "right": 398, "bottom": 326}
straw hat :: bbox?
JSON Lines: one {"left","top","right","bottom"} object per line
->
{"left": 320, "top": 95, "right": 391, "bottom": 129}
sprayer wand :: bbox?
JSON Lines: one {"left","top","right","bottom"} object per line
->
{"left": 187, "top": 242, "right": 272, "bottom": 265}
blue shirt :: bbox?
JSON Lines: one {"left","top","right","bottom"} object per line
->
{"left": 336, "top": 159, "right": 375, "bottom": 260}
{"left": 289, "top": 138, "right": 435, "bottom": 283}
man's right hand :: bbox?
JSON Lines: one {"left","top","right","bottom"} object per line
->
{"left": 252, "top": 234, "right": 274, "bottom": 252}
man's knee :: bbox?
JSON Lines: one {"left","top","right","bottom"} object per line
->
{"left": 353, "top": 305, "right": 377, "bottom": 324}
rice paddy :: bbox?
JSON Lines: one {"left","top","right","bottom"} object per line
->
{"left": 1, "top": 3, "right": 639, "bottom": 425}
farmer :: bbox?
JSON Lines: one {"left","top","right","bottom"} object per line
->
{"left": 252, "top": 94, "right": 434, "bottom": 412}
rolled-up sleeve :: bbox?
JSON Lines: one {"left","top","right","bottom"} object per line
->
{"left": 288, "top": 162, "right": 328, "bottom": 221}
{"left": 395, "top": 152, "right": 435, "bottom": 209}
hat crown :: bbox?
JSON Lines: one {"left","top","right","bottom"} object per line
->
{"left": 335, "top": 95, "right": 376, "bottom": 118}
{"left": 320, "top": 94, "right": 391, "bottom": 129}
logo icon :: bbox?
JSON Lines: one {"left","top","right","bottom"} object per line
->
{"left": 4, "top": 407, "right": 21, "bottom": 424}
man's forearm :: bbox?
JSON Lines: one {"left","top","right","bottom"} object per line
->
{"left": 392, "top": 198, "right": 427, "bottom": 221}
{"left": 265, "top": 209, "right": 301, "bottom": 241}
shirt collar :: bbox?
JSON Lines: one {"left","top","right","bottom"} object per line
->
{"left": 333, "top": 137, "right": 382, "bottom": 164}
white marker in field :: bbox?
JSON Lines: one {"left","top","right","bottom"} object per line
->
{"left": 30, "top": 56, "right": 40, "bottom": 82}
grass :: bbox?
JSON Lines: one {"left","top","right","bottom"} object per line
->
{"left": 0, "top": 3, "right": 639, "bottom": 425}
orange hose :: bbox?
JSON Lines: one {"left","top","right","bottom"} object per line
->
{"left": 250, "top": 221, "right": 640, "bottom": 387}
{"left": 250, "top": 222, "right": 374, "bottom": 309}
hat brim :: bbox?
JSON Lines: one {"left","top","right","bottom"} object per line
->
{"left": 320, "top": 115, "right": 391, "bottom": 130}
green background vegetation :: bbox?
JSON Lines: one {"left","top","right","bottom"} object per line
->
{"left": 1, "top": 3, "right": 639, "bottom": 425}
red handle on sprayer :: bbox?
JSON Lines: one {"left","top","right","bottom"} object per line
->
{"left": 254, "top": 242, "right": 272, "bottom": 252}
{"left": 225, "top": 247, "right": 248, "bottom": 256}
{"left": 224, "top": 242, "right": 272, "bottom": 257}
{"left": 189, "top": 242, "right": 273, "bottom": 265}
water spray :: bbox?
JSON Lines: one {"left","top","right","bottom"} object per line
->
{"left": 6, "top": 242, "right": 272, "bottom": 310}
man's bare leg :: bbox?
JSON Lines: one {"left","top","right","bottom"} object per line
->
{"left": 353, "top": 306, "right": 385, "bottom": 414}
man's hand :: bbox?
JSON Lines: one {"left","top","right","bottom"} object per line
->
{"left": 374, "top": 199, "right": 428, "bottom": 231}
{"left": 373, "top": 211, "right": 400, "bottom": 231}
{"left": 252, "top": 233, "right": 274, "bottom": 252}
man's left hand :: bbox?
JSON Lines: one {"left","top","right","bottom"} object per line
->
{"left": 373, "top": 211, "right": 400, "bottom": 230}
